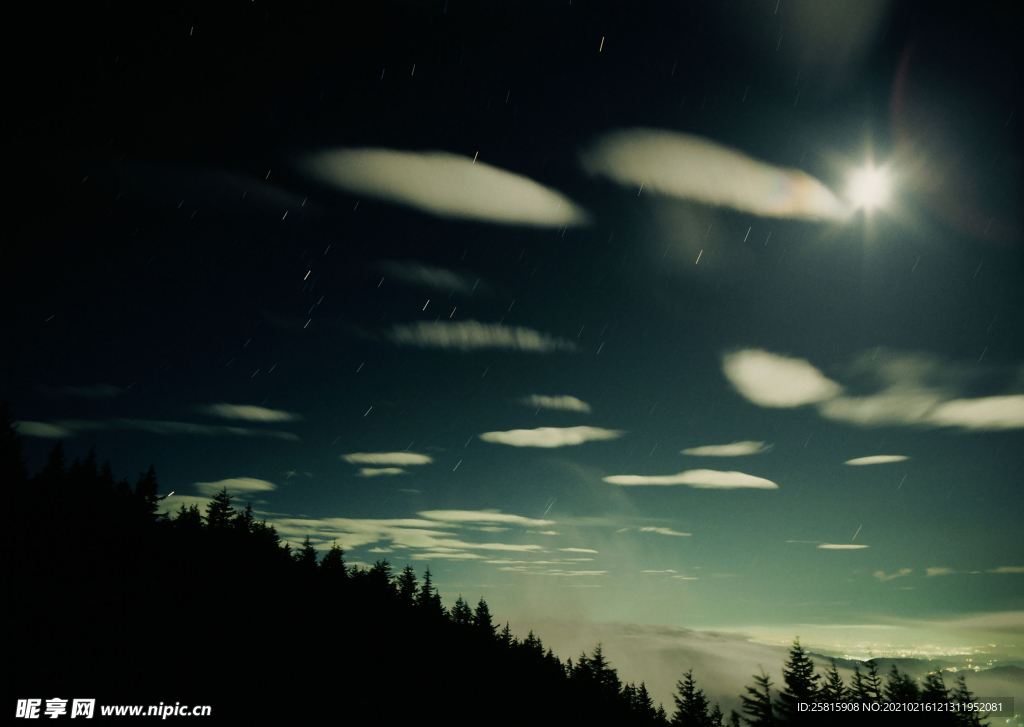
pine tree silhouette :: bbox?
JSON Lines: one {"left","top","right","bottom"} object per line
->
{"left": 820, "top": 661, "right": 848, "bottom": 701}
{"left": 774, "top": 638, "right": 821, "bottom": 722}
{"left": 740, "top": 670, "right": 775, "bottom": 725}
{"left": 295, "top": 535, "right": 318, "bottom": 570}
{"left": 672, "top": 669, "right": 712, "bottom": 726}
{"left": 472, "top": 597, "right": 496, "bottom": 637}
{"left": 451, "top": 595, "right": 473, "bottom": 626}
{"left": 205, "top": 487, "right": 235, "bottom": 528}
{"left": 883, "top": 664, "right": 920, "bottom": 702}
{"left": 320, "top": 542, "right": 348, "bottom": 578}
{"left": 395, "top": 565, "right": 417, "bottom": 605}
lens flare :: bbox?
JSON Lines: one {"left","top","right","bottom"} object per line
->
{"left": 847, "top": 165, "right": 892, "bottom": 211}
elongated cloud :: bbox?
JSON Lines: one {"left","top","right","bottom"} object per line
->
{"left": 479, "top": 426, "right": 624, "bottom": 448}
{"left": 419, "top": 510, "right": 555, "bottom": 527}
{"left": 341, "top": 452, "right": 433, "bottom": 466}
{"left": 682, "top": 441, "right": 772, "bottom": 457}
{"left": 723, "top": 350, "right": 843, "bottom": 407}
{"left": 15, "top": 421, "right": 74, "bottom": 438}
{"left": 375, "top": 260, "right": 481, "bottom": 295}
{"left": 304, "top": 148, "right": 589, "bottom": 226}
{"left": 17, "top": 418, "right": 300, "bottom": 440}
{"left": 199, "top": 403, "right": 300, "bottom": 422}
{"left": 605, "top": 470, "right": 778, "bottom": 489}
{"left": 580, "top": 129, "right": 849, "bottom": 220}
{"left": 845, "top": 455, "right": 909, "bottom": 466}
{"left": 388, "top": 321, "right": 576, "bottom": 353}
{"left": 927, "top": 396, "right": 1024, "bottom": 430}
{"left": 874, "top": 568, "right": 912, "bottom": 581}
{"left": 989, "top": 566, "right": 1024, "bottom": 574}
{"left": 195, "top": 477, "right": 277, "bottom": 497}
{"left": 559, "top": 547, "right": 599, "bottom": 553}
{"left": 818, "top": 544, "right": 869, "bottom": 550}
{"left": 521, "top": 394, "right": 592, "bottom": 413}
{"left": 927, "top": 567, "right": 954, "bottom": 577}
{"left": 640, "top": 526, "right": 692, "bottom": 537}
{"left": 357, "top": 467, "right": 406, "bottom": 477}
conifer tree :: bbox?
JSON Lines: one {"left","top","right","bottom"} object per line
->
{"left": 232, "top": 503, "right": 256, "bottom": 534}
{"left": 173, "top": 503, "right": 203, "bottom": 531}
{"left": 952, "top": 675, "right": 984, "bottom": 727}
{"left": 205, "top": 487, "right": 235, "bottom": 529}
{"left": 499, "top": 622, "right": 513, "bottom": 648}
{"left": 673, "top": 669, "right": 712, "bottom": 726}
{"left": 395, "top": 565, "right": 417, "bottom": 605}
{"left": 451, "top": 595, "right": 473, "bottom": 626}
{"left": 295, "top": 536, "right": 318, "bottom": 570}
{"left": 368, "top": 560, "right": 394, "bottom": 594}
{"left": 775, "top": 639, "right": 821, "bottom": 722}
{"left": 883, "top": 665, "right": 920, "bottom": 702}
{"left": 415, "top": 567, "right": 444, "bottom": 616}
{"left": 636, "top": 682, "right": 659, "bottom": 722}
{"left": 320, "top": 542, "right": 347, "bottom": 578}
{"left": 587, "top": 644, "right": 622, "bottom": 702}
{"left": 472, "top": 597, "right": 496, "bottom": 637}
{"left": 133, "top": 465, "right": 159, "bottom": 516}
{"left": 740, "top": 671, "right": 776, "bottom": 725}
{"left": 862, "top": 660, "right": 883, "bottom": 702}
{"left": 708, "top": 704, "right": 724, "bottom": 727}
{"left": 820, "top": 661, "right": 848, "bottom": 702}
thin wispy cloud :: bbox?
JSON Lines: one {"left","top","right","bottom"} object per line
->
{"left": 418, "top": 510, "right": 555, "bottom": 527}
{"left": 641, "top": 569, "right": 678, "bottom": 573}
{"left": 818, "top": 544, "right": 869, "bottom": 550}
{"left": 640, "top": 526, "right": 692, "bottom": 537}
{"left": 874, "top": 568, "right": 912, "bottom": 582}
{"left": 341, "top": 452, "right": 433, "bottom": 466}
{"left": 304, "top": 147, "right": 589, "bottom": 226}
{"left": 387, "top": 321, "right": 576, "bottom": 353}
{"left": 479, "top": 426, "right": 624, "bottom": 448}
{"left": 357, "top": 467, "right": 407, "bottom": 477}
{"left": 199, "top": 403, "right": 300, "bottom": 422}
{"left": 723, "top": 350, "right": 843, "bottom": 408}
{"left": 521, "top": 394, "right": 592, "bottom": 413}
{"left": 845, "top": 455, "right": 909, "bottom": 465}
{"left": 14, "top": 421, "right": 75, "bottom": 439}
{"left": 989, "top": 566, "right": 1024, "bottom": 574}
{"left": 194, "top": 477, "right": 277, "bottom": 497}
{"left": 580, "top": 128, "right": 849, "bottom": 220}
{"left": 16, "top": 419, "right": 300, "bottom": 440}
{"left": 605, "top": 470, "right": 778, "bottom": 489}
{"left": 682, "top": 441, "right": 772, "bottom": 457}
{"left": 927, "top": 567, "right": 954, "bottom": 577}
{"left": 558, "top": 547, "right": 599, "bottom": 553}
{"left": 375, "top": 260, "right": 482, "bottom": 295}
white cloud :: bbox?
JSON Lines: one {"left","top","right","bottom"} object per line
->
{"left": 304, "top": 147, "right": 589, "bottom": 227}
{"left": 559, "top": 547, "right": 599, "bottom": 553}
{"left": 927, "top": 567, "right": 954, "bottom": 577}
{"left": 818, "top": 544, "right": 869, "bottom": 550}
{"left": 341, "top": 452, "right": 433, "bottom": 466}
{"left": 388, "top": 320, "right": 576, "bottom": 353}
{"left": 479, "top": 426, "right": 624, "bottom": 448}
{"left": 671, "top": 575, "right": 699, "bottom": 580}
{"left": 641, "top": 569, "right": 678, "bottom": 573}
{"left": 580, "top": 128, "right": 849, "bottom": 220}
{"left": 14, "top": 421, "right": 74, "bottom": 438}
{"left": 605, "top": 470, "right": 778, "bottom": 489}
{"left": 874, "top": 568, "right": 912, "bottom": 582}
{"left": 357, "top": 467, "right": 407, "bottom": 477}
{"left": 375, "top": 260, "right": 481, "bottom": 295}
{"left": 194, "top": 477, "right": 277, "bottom": 497}
{"left": 199, "top": 403, "right": 300, "bottom": 422}
{"left": 521, "top": 394, "right": 592, "bottom": 413}
{"left": 539, "top": 570, "right": 607, "bottom": 577}
{"left": 844, "top": 455, "right": 910, "bottom": 466}
{"left": 723, "top": 350, "right": 843, "bottom": 408}
{"left": 418, "top": 510, "right": 555, "bottom": 527}
{"left": 927, "top": 396, "right": 1024, "bottom": 430}
{"left": 682, "top": 441, "right": 772, "bottom": 457}
{"left": 640, "top": 526, "right": 692, "bottom": 537}
{"left": 410, "top": 551, "right": 486, "bottom": 560}
{"left": 989, "top": 566, "right": 1024, "bottom": 574}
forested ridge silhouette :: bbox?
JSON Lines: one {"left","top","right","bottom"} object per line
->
{"left": 4, "top": 406, "right": 989, "bottom": 724}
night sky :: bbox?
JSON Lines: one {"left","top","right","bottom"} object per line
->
{"left": 6, "top": 0, "right": 1022, "bottom": 693}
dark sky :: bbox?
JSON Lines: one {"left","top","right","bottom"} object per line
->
{"left": 5, "top": 0, "right": 1021, "bottom": 668}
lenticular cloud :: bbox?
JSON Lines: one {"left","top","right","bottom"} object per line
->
{"left": 304, "top": 148, "right": 589, "bottom": 227}
{"left": 581, "top": 128, "right": 849, "bottom": 221}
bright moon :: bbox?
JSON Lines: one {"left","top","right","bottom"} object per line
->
{"left": 847, "top": 165, "right": 892, "bottom": 211}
